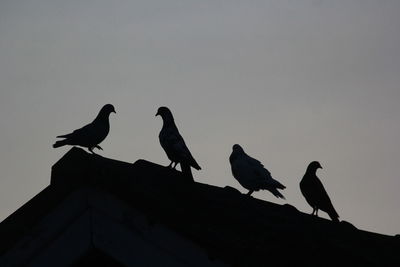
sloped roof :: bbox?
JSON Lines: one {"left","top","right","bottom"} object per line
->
{"left": 1, "top": 147, "right": 399, "bottom": 266}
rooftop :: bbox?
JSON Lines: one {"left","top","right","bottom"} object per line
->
{"left": 0, "top": 147, "right": 399, "bottom": 266}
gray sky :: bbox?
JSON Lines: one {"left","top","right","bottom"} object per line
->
{"left": 1, "top": 0, "right": 399, "bottom": 235}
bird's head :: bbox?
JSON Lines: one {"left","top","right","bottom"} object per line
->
{"left": 232, "top": 144, "right": 244, "bottom": 153}
{"left": 156, "top": 106, "right": 174, "bottom": 121}
{"left": 230, "top": 144, "right": 244, "bottom": 162}
{"left": 97, "top": 104, "right": 116, "bottom": 119}
{"left": 101, "top": 104, "right": 116, "bottom": 114}
{"left": 307, "top": 161, "right": 323, "bottom": 172}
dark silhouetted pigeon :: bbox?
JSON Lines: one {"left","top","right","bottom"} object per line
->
{"left": 53, "top": 104, "right": 116, "bottom": 153}
{"left": 229, "top": 144, "right": 286, "bottom": 198}
{"left": 156, "top": 107, "right": 201, "bottom": 179}
{"left": 300, "top": 161, "right": 339, "bottom": 222}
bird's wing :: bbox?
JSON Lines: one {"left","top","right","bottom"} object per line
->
{"left": 56, "top": 122, "right": 105, "bottom": 148}
{"left": 231, "top": 155, "right": 264, "bottom": 185}
{"left": 244, "top": 154, "right": 285, "bottom": 188}
{"left": 57, "top": 123, "right": 94, "bottom": 138}
{"left": 230, "top": 152, "right": 285, "bottom": 198}
{"left": 312, "top": 177, "right": 335, "bottom": 209}
{"left": 242, "top": 154, "right": 272, "bottom": 180}
{"left": 313, "top": 176, "right": 339, "bottom": 219}
{"left": 173, "top": 137, "right": 200, "bottom": 168}
{"left": 161, "top": 127, "right": 200, "bottom": 168}
{"left": 244, "top": 154, "right": 265, "bottom": 168}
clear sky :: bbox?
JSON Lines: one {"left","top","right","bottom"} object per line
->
{"left": 0, "top": 0, "right": 399, "bottom": 235}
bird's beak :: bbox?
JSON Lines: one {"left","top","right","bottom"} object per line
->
{"left": 113, "top": 110, "right": 116, "bottom": 114}
{"left": 319, "top": 165, "right": 323, "bottom": 169}
{"left": 155, "top": 112, "right": 159, "bottom": 117}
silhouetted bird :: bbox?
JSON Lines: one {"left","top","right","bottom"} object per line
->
{"left": 156, "top": 107, "right": 201, "bottom": 180}
{"left": 300, "top": 161, "right": 339, "bottom": 222}
{"left": 53, "top": 104, "right": 116, "bottom": 154}
{"left": 229, "top": 144, "right": 286, "bottom": 198}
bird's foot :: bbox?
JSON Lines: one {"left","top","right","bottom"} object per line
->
{"left": 246, "top": 190, "right": 254, "bottom": 197}
{"left": 311, "top": 209, "right": 317, "bottom": 216}
{"left": 95, "top": 145, "right": 103, "bottom": 150}
{"left": 88, "top": 147, "right": 98, "bottom": 154}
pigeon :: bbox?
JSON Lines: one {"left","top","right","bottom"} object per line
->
{"left": 53, "top": 104, "right": 116, "bottom": 153}
{"left": 156, "top": 107, "right": 201, "bottom": 179}
{"left": 229, "top": 144, "right": 286, "bottom": 198}
{"left": 300, "top": 161, "right": 339, "bottom": 222}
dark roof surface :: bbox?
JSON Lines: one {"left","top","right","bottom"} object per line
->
{"left": 1, "top": 147, "right": 399, "bottom": 266}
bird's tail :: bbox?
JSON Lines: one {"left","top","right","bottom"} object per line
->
{"left": 265, "top": 179, "right": 286, "bottom": 199}
{"left": 53, "top": 139, "right": 68, "bottom": 148}
{"left": 275, "top": 181, "right": 286, "bottom": 190}
{"left": 190, "top": 158, "right": 201, "bottom": 170}
{"left": 181, "top": 163, "right": 194, "bottom": 182}
{"left": 56, "top": 133, "right": 73, "bottom": 138}
{"left": 270, "top": 188, "right": 286, "bottom": 200}
{"left": 328, "top": 208, "right": 340, "bottom": 222}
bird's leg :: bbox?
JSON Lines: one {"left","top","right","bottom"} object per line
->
{"left": 315, "top": 209, "right": 319, "bottom": 217}
{"left": 172, "top": 162, "right": 178, "bottom": 170}
{"left": 246, "top": 190, "right": 254, "bottom": 196}
{"left": 88, "top": 147, "right": 98, "bottom": 155}
{"left": 311, "top": 208, "right": 316, "bottom": 216}
{"left": 167, "top": 161, "right": 173, "bottom": 168}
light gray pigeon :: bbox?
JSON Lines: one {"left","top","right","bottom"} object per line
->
{"left": 300, "top": 161, "right": 339, "bottom": 222}
{"left": 156, "top": 107, "right": 201, "bottom": 178}
{"left": 53, "top": 104, "right": 116, "bottom": 153}
{"left": 229, "top": 144, "right": 286, "bottom": 198}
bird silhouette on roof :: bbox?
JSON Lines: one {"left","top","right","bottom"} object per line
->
{"left": 300, "top": 161, "right": 339, "bottom": 222}
{"left": 156, "top": 106, "right": 201, "bottom": 179}
{"left": 53, "top": 104, "right": 116, "bottom": 154}
{"left": 229, "top": 144, "right": 286, "bottom": 198}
